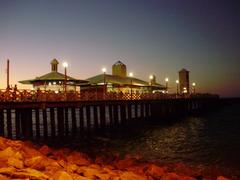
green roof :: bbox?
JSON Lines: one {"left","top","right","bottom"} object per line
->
{"left": 19, "top": 71, "right": 88, "bottom": 84}
{"left": 85, "top": 74, "right": 165, "bottom": 89}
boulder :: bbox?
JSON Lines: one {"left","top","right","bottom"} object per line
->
{"left": 21, "top": 146, "right": 42, "bottom": 158}
{"left": 24, "top": 156, "right": 46, "bottom": 170}
{"left": 217, "top": 176, "right": 230, "bottom": 180}
{"left": 11, "top": 168, "right": 49, "bottom": 179}
{"left": 0, "top": 147, "right": 15, "bottom": 160}
{"left": 0, "top": 137, "right": 22, "bottom": 150}
{"left": 13, "top": 151, "right": 23, "bottom": 160}
{"left": 53, "top": 170, "right": 73, "bottom": 180}
{"left": 114, "top": 157, "right": 137, "bottom": 170}
{"left": 7, "top": 157, "right": 24, "bottom": 169}
{"left": 39, "top": 145, "right": 52, "bottom": 156}
{"left": 0, "top": 159, "right": 7, "bottom": 168}
{"left": 0, "top": 167, "right": 16, "bottom": 176}
{"left": 161, "top": 172, "right": 181, "bottom": 180}
{"left": 52, "top": 148, "right": 71, "bottom": 160}
{"left": 66, "top": 164, "right": 78, "bottom": 173}
{"left": 145, "top": 164, "right": 165, "bottom": 178}
{"left": 119, "top": 171, "right": 146, "bottom": 180}
{"left": 0, "top": 174, "right": 10, "bottom": 180}
{"left": 66, "top": 152, "right": 91, "bottom": 166}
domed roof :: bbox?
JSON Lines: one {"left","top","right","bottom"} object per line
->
{"left": 113, "top": 61, "right": 125, "bottom": 66}
{"left": 51, "top": 58, "right": 59, "bottom": 65}
{"left": 179, "top": 68, "right": 189, "bottom": 72}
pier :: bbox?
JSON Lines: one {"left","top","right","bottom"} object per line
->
{"left": 0, "top": 90, "right": 219, "bottom": 140}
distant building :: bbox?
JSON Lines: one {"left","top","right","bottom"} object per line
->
{"left": 112, "top": 61, "right": 127, "bottom": 77}
{"left": 179, "top": 68, "right": 190, "bottom": 94}
{"left": 81, "top": 61, "right": 165, "bottom": 93}
{"left": 19, "top": 59, "right": 88, "bottom": 91}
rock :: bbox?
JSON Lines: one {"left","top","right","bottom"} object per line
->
{"left": 66, "top": 152, "right": 91, "bottom": 166}
{"left": 114, "top": 157, "right": 137, "bottom": 170}
{"left": 0, "top": 174, "right": 10, "bottom": 180}
{"left": 217, "top": 176, "right": 230, "bottom": 180}
{"left": 12, "top": 168, "right": 49, "bottom": 179}
{"left": 0, "top": 137, "right": 8, "bottom": 150}
{"left": 24, "top": 156, "right": 45, "bottom": 170}
{"left": 161, "top": 172, "right": 180, "bottom": 180}
{"left": 0, "top": 147, "right": 15, "bottom": 160}
{"left": 53, "top": 170, "right": 73, "bottom": 180}
{"left": 71, "top": 174, "right": 90, "bottom": 180}
{"left": 171, "top": 163, "right": 197, "bottom": 177}
{"left": 7, "top": 157, "right": 24, "bottom": 169}
{"left": 0, "top": 159, "right": 7, "bottom": 168}
{"left": 13, "top": 151, "right": 23, "bottom": 160}
{"left": 0, "top": 167, "right": 16, "bottom": 176}
{"left": 77, "top": 166, "right": 100, "bottom": 179}
{"left": 39, "top": 145, "right": 52, "bottom": 156}
{"left": 21, "top": 146, "right": 42, "bottom": 158}
{"left": 52, "top": 148, "right": 71, "bottom": 160}
{"left": 145, "top": 164, "right": 165, "bottom": 178}
{"left": 66, "top": 164, "right": 78, "bottom": 173}
{"left": 119, "top": 171, "right": 146, "bottom": 180}
{"left": 0, "top": 137, "right": 22, "bottom": 150}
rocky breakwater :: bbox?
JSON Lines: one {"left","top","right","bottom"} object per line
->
{"left": 0, "top": 137, "right": 230, "bottom": 180}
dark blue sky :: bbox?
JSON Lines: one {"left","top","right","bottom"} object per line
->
{"left": 0, "top": 0, "right": 240, "bottom": 96}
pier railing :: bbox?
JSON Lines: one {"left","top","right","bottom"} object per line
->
{"left": 0, "top": 88, "right": 219, "bottom": 140}
{"left": 0, "top": 89, "right": 217, "bottom": 102}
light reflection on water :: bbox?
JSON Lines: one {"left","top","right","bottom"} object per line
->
{"left": 104, "top": 103, "right": 240, "bottom": 176}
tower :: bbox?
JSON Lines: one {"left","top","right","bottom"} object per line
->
{"left": 51, "top": 59, "right": 59, "bottom": 72}
{"left": 112, "top": 61, "right": 127, "bottom": 77}
{"left": 179, "top": 68, "right": 190, "bottom": 94}
{"left": 149, "top": 75, "right": 156, "bottom": 85}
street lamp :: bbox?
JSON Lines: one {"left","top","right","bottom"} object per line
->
{"left": 149, "top": 75, "right": 153, "bottom": 93}
{"left": 183, "top": 87, "right": 187, "bottom": 94}
{"left": 176, "top": 80, "right": 179, "bottom": 95}
{"left": 165, "top": 77, "right": 169, "bottom": 93}
{"left": 192, "top": 82, "right": 196, "bottom": 94}
{"left": 102, "top": 67, "right": 107, "bottom": 95}
{"left": 62, "top": 62, "right": 68, "bottom": 93}
{"left": 129, "top": 72, "right": 133, "bottom": 99}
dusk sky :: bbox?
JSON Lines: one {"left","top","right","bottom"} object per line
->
{"left": 0, "top": 0, "right": 240, "bottom": 97}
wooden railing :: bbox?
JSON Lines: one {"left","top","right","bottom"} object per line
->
{"left": 0, "top": 89, "right": 218, "bottom": 102}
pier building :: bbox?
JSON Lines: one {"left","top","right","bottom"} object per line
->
{"left": 179, "top": 68, "right": 190, "bottom": 94}
{"left": 81, "top": 61, "right": 165, "bottom": 93}
{"left": 19, "top": 59, "right": 88, "bottom": 91}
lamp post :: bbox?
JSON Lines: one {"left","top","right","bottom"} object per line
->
{"left": 183, "top": 87, "right": 187, "bottom": 94}
{"left": 192, "top": 82, "right": 196, "bottom": 94}
{"left": 129, "top": 72, "right": 133, "bottom": 99}
{"left": 102, "top": 67, "right": 107, "bottom": 96}
{"left": 165, "top": 77, "right": 169, "bottom": 93}
{"left": 149, "top": 75, "right": 153, "bottom": 93}
{"left": 62, "top": 62, "right": 68, "bottom": 93}
{"left": 176, "top": 80, "right": 179, "bottom": 95}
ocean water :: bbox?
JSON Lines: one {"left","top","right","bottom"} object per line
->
{"left": 2, "top": 101, "right": 240, "bottom": 177}
{"left": 85, "top": 102, "right": 240, "bottom": 177}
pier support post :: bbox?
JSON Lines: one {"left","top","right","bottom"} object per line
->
{"left": 120, "top": 104, "right": 126, "bottom": 125}
{"left": 35, "top": 109, "right": 40, "bottom": 139}
{"left": 50, "top": 108, "right": 56, "bottom": 138}
{"left": 7, "top": 109, "right": 12, "bottom": 138}
{"left": 15, "top": 109, "right": 21, "bottom": 139}
{"left": 42, "top": 108, "right": 48, "bottom": 139}
{"left": 100, "top": 104, "right": 106, "bottom": 129}
{"left": 113, "top": 104, "right": 119, "bottom": 127}
{"left": 71, "top": 107, "right": 76, "bottom": 137}
{"left": 86, "top": 105, "right": 91, "bottom": 132}
{"left": 57, "top": 107, "right": 64, "bottom": 138}
{"left": 93, "top": 105, "right": 98, "bottom": 130}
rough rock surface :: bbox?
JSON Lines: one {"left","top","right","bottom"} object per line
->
{"left": 0, "top": 137, "right": 232, "bottom": 180}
